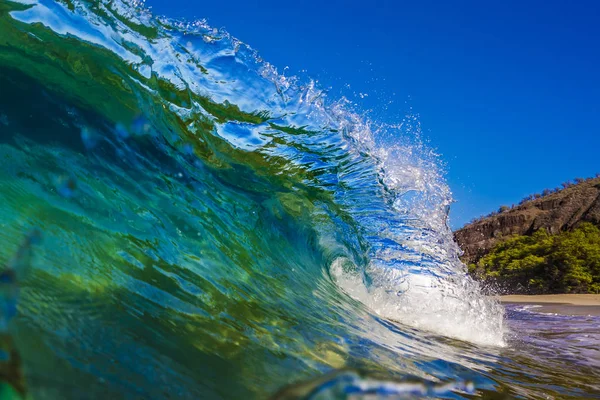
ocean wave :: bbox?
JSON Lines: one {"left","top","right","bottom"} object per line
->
{"left": 0, "top": 0, "right": 507, "bottom": 397}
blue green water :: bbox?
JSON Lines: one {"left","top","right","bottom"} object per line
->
{"left": 0, "top": 0, "right": 598, "bottom": 398}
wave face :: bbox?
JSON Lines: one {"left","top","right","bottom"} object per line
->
{"left": 0, "top": 0, "right": 556, "bottom": 398}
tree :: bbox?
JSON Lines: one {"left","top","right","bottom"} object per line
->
{"left": 498, "top": 205, "right": 510, "bottom": 213}
{"left": 471, "top": 223, "right": 600, "bottom": 294}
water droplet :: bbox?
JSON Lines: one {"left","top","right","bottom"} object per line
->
{"left": 80, "top": 127, "right": 99, "bottom": 150}
{"left": 56, "top": 175, "right": 77, "bottom": 198}
{"left": 131, "top": 115, "right": 151, "bottom": 135}
{"left": 115, "top": 122, "right": 129, "bottom": 139}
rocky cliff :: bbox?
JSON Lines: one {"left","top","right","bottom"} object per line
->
{"left": 454, "top": 177, "right": 600, "bottom": 265}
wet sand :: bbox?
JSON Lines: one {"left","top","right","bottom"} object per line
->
{"left": 497, "top": 294, "right": 600, "bottom": 316}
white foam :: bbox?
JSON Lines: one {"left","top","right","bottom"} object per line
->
{"left": 330, "top": 258, "right": 507, "bottom": 347}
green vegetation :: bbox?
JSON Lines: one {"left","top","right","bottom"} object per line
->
{"left": 469, "top": 223, "right": 600, "bottom": 294}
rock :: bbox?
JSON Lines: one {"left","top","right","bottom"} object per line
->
{"left": 454, "top": 177, "right": 600, "bottom": 265}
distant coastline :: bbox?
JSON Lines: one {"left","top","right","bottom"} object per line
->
{"left": 498, "top": 294, "right": 600, "bottom": 306}
{"left": 455, "top": 175, "right": 600, "bottom": 295}
{"left": 497, "top": 294, "right": 600, "bottom": 316}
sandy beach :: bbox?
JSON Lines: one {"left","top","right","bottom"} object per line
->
{"left": 498, "top": 294, "right": 600, "bottom": 305}
{"left": 497, "top": 294, "right": 600, "bottom": 316}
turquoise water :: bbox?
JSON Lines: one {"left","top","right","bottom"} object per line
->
{"left": 0, "top": 0, "right": 598, "bottom": 398}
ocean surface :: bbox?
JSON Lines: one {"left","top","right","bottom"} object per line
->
{"left": 0, "top": 0, "right": 598, "bottom": 398}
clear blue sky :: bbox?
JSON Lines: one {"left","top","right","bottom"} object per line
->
{"left": 145, "top": 0, "right": 600, "bottom": 229}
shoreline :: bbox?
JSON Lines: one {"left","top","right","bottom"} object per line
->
{"left": 497, "top": 294, "right": 600, "bottom": 306}
{"left": 495, "top": 294, "right": 600, "bottom": 316}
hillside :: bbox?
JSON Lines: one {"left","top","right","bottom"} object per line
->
{"left": 455, "top": 176, "right": 600, "bottom": 265}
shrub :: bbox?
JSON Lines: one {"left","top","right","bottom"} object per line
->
{"left": 471, "top": 223, "right": 600, "bottom": 294}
